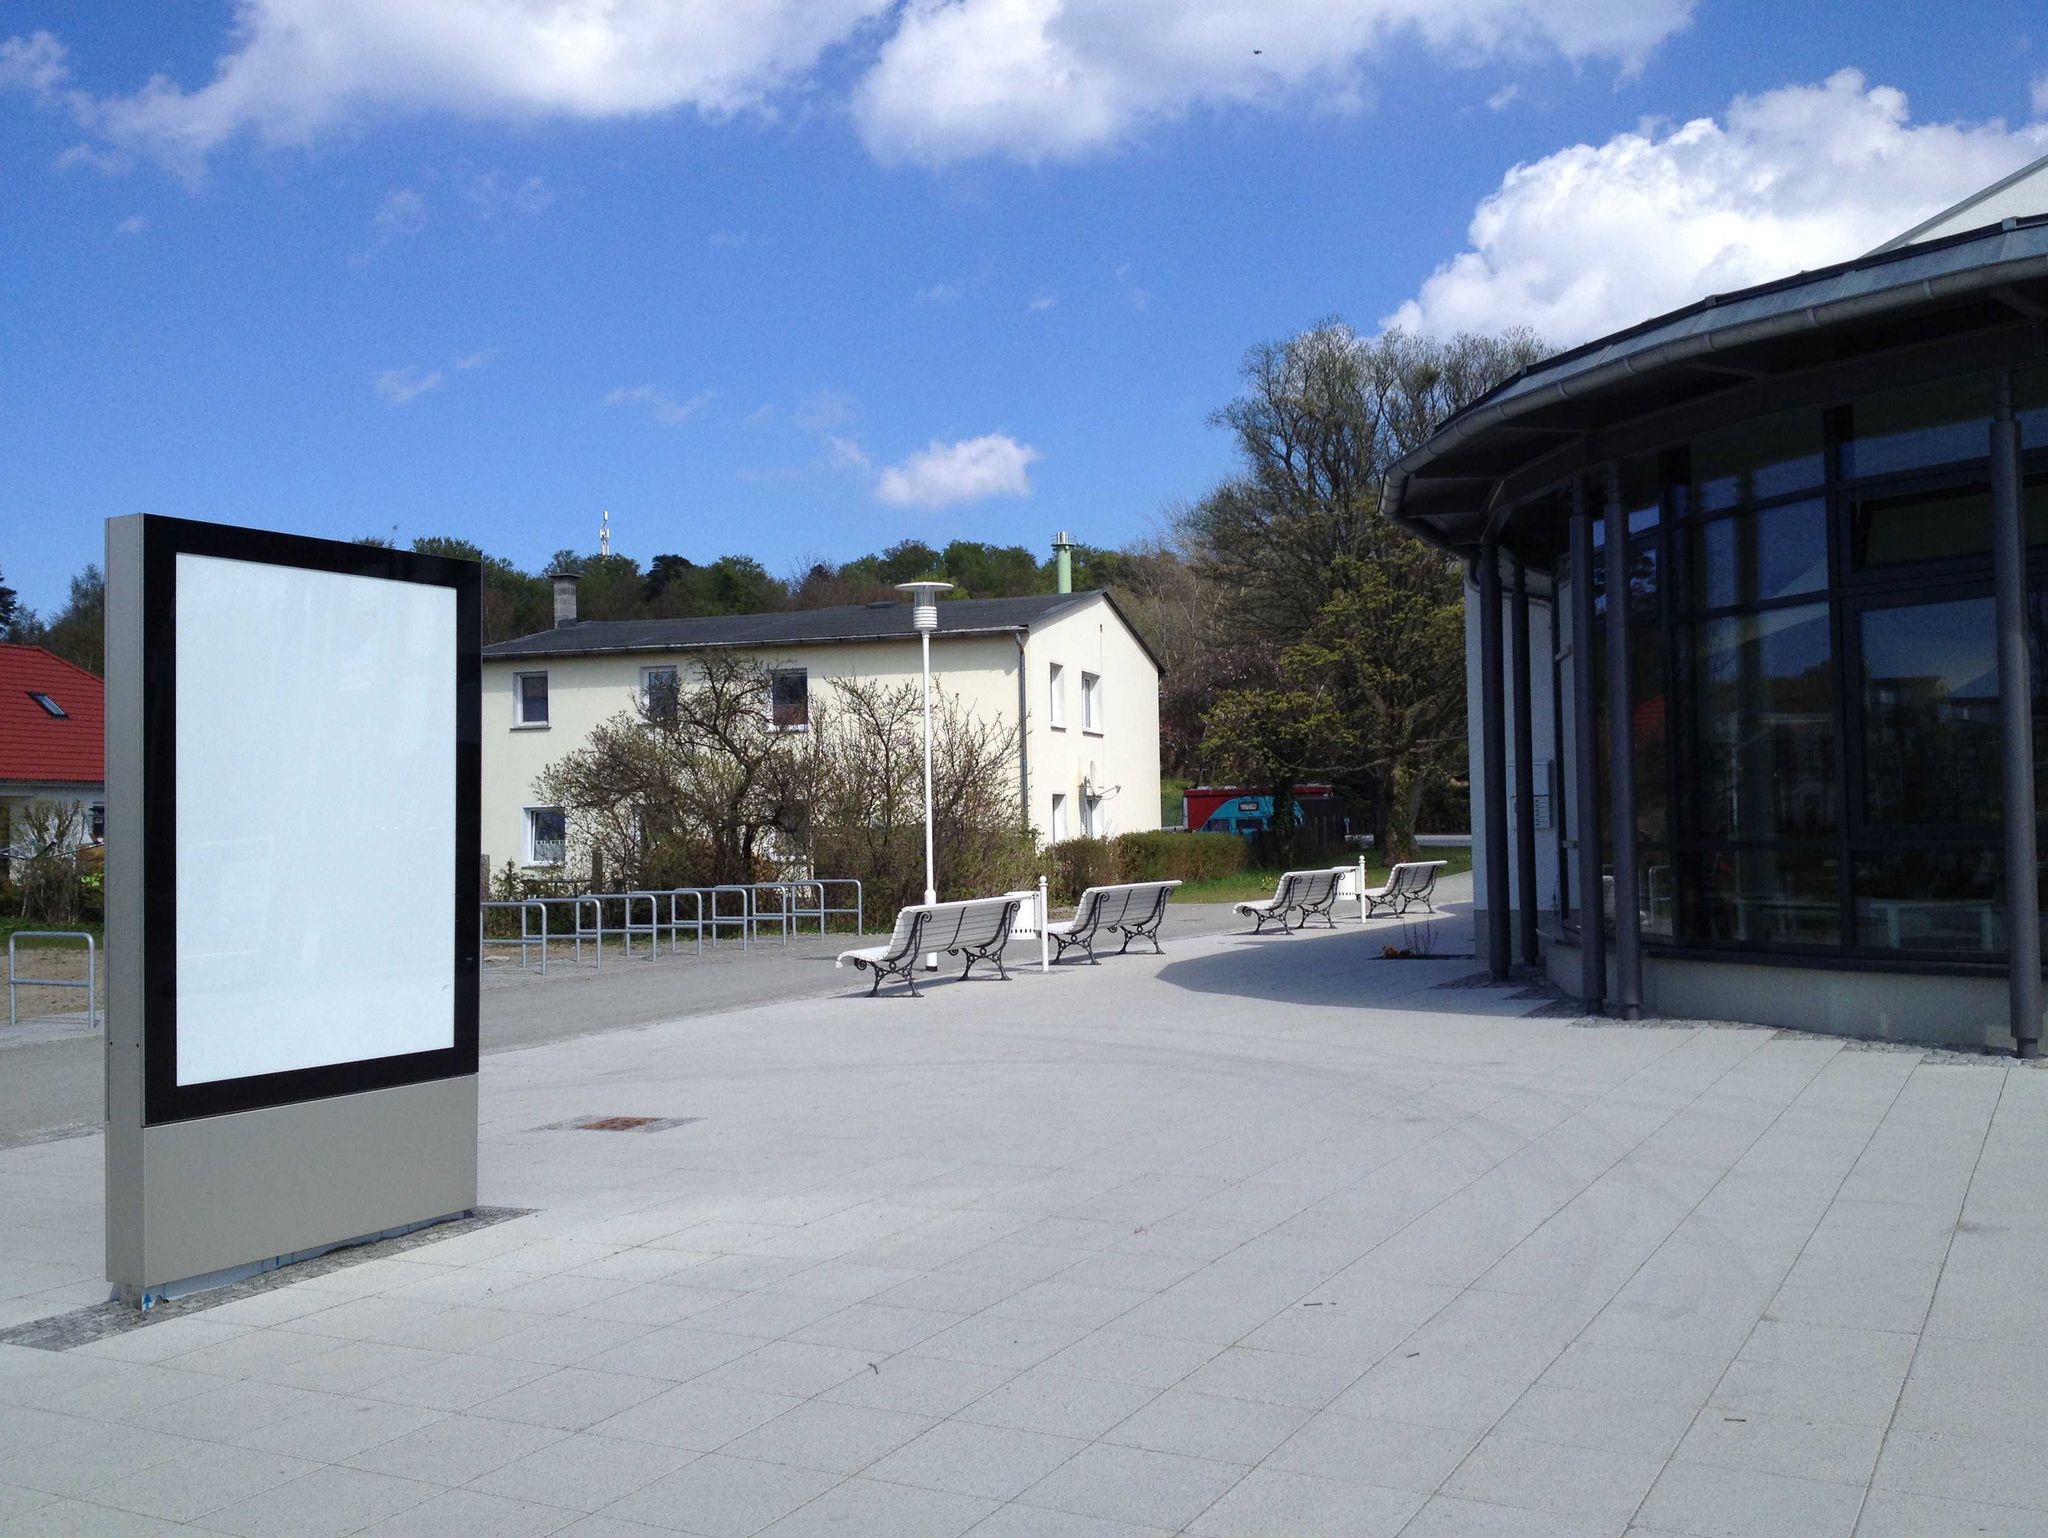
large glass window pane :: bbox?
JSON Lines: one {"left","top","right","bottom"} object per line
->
{"left": 1852, "top": 475, "right": 2048, "bottom": 566}
{"left": 1627, "top": 536, "right": 1668, "bottom": 850}
{"left": 1853, "top": 848, "right": 1999, "bottom": 954}
{"left": 1691, "top": 410, "right": 1824, "bottom": 512}
{"left": 1688, "top": 847, "right": 1841, "bottom": 945}
{"left": 1693, "top": 499, "right": 1827, "bottom": 610}
{"left": 1694, "top": 604, "right": 1837, "bottom": 839}
{"left": 1843, "top": 375, "right": 1993, "bottom": 480}
{"left": 1860, "top": 598, "right": 1999, "bottom": 825}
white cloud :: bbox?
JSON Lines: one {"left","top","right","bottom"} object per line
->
{"left": 1486, "top": 82, "right": 1520, "bottom": 112}
{"left": 603, "top": 384, "right": 712, "bottom": 426}
{"left": 113, "top": 213, "right": 148, "bottom": 235}
{"left": 824, "top": 433, "right": 872, "bottom": 472}
{"left": 916, "top": 280, "right": 964, "bottom": 303}
{"left": 374, "top": 365, "right": 445, "bottom": 405}
{"left": 1386, "top": 70, "right": 2048, "bottom": 348}
{"left": 793, "top": 389, "right": 858, "bottom": 433}
{"left": 876, "top": 432, "right": 1039, "bottom": 508}
{"left": 7, "top": 0, "right": 1694, "bottom": 175}
{"left": 7, "top": 0, "right": 888, "bottom": 176}
{"left": 373, "top": 187, "right": 426, "bottom": 241}
{"left": 0, "top": 30, "right": 67, "bottom": 99}
{"left": 466, "top": 170, "right": 552, "bottom": 218}
{"left": 454, "top": 349, "right": 498, "bottom": 371}
{"left": 853, "top": 0, "right": 1694, "bottom": 166}
{"left": 1026, "top": 293, "right": 1058, "bottom": 312}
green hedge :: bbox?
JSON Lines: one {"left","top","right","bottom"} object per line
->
{"left": 1045, "top": 831, "right": 1248, "bottom": 903}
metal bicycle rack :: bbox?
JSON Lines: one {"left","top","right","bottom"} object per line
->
{"left": 655, "top": 888, "right": 707, "bottom": 959}
{"left": 477, "top": 875, "right": 868, "bottom": 976}
{"left": 743, "top": 883, "right": 795, "bottom": 944}
{"left": 478, "top": 899, "right": 550, "bottom": 974}
{"left": 7, "top": 930, "right": 99, "bottom": 1029}
{"left": 707, "top": 886, "right": 752, "bottom": 948}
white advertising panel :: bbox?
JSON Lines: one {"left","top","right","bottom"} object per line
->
{"left": 174, "top": 553, "right": 457, "bottom": 1086}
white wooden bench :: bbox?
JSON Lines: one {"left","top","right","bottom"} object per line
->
{"left": 1234, "top": 868, "right": 1351, "bottom": 934}
{"left": 1046, "top": 880, "right": 1182, "bottom": 965}
{"left": 835, "top": 895, "right": 1024, "bottom": 997}
{"left": 1360, "top": 860, "right": 1448, "bottom": 919}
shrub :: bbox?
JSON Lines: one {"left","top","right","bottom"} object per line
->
{"left": 1045, "top": 837, "right": 1120, "bottom": 904}
{"left": 1112, "top": 830, "right": 1247, "bottom": 886}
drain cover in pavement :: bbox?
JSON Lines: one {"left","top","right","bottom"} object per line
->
{"left": 538, "top": 1115, "right": 700, "bottom": 1132}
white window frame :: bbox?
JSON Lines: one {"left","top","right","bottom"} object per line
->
{"left": 1048, "top": 662, "right": 1067, "bottom": 730}
{"left": 522, "top": 804, "right": 567, "bottom": 867}
{"left": 639, "top": 664, "right": 679, "bottom": 720}
{"left": 769, "top": 667, "right": 810, "bottom": 732}
{"left": 1049, "top": 792, "right": 1069, "bottom": 843}
{"left": 1081, "top": 794, "right": 1103, "bottom": 837}
{"left": 1081, "top": 671, "right": 1102, "bottom": 734}
{"left": 512, "top": 670, "right": 550, "bottom": 728}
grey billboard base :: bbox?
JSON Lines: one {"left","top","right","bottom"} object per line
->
{"left": 105, "top": 514, "right": 482, "bottom": 1302}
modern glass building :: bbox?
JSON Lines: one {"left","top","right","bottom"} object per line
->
{"left": 1384, "top": 157, "right": 2048, "bottom": 1054}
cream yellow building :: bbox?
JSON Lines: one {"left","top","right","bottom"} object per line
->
{"left": 479, "top": 584, "right": 1163, "bottom": 875}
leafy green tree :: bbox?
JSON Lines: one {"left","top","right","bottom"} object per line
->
{"left": 700, "top": 555, "right": 784, "bottom": 615}
{"left": 938, "top": 540, "right": 1041, "bottom": 597}
{"left": 1185, "top": 321, "right": 1544, "bottom": 850}
{"left": 413, "top": 536, "right": 549, "bottom": 642}
{"left": 0, "top": 564, "right": 30, "bottom": 641}
{"left": 37, "top": 565, "right": 105, "bottom": 676}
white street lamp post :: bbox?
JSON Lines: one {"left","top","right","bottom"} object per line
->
{"left": 897, "top": 581, "right": 954, "bottom": 968}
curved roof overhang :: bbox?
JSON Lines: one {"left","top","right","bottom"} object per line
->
{"left": 1384, "top": 214, "right": 2048, "bottom": 566}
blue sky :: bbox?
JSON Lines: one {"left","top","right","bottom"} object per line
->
{"left": 4, "top": 0, "right": 2047, "bottom": 617}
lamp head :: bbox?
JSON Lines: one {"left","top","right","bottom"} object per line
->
{"left": 895, "top": 579, "right": 954, "bottom": 632}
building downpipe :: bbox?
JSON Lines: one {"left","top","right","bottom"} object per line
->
{"left": 1512, "top": 558, "right": 1541, "bottom": 967}
{"left": 1602, "top": 465, "right": 1644, "bottom": 1020}
{"left": 1478, "top": 542, "right": 1512, "bottom": 981}
{"left": 1991, "top": 372, "right": 2040, "bottom": 1058}
{"left": 1569, "top": 477, "right": 1606, "bottom": 1010}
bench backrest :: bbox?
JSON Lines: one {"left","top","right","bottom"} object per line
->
{"left": 920, "top": 896, "right": 1021, "bottom": 954}
{"left": 1390, "top": 860, "right": 1447, "bottom": 895}
{"left": 1073, "top": 879, "right": 1181, "bottom": 933}
{"left": 876, "top": 904, "right": 929, "bottom": 962}
{"left": 1276, "top": 867, "right": 1347, "bottom": 906}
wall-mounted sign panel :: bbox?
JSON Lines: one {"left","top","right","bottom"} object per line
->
{"left": 108, "top": 514, "right": 481, "bottom": 1299}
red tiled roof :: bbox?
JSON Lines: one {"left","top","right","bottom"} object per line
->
{"left": 0, "top": 645, "right": 104, "bottom": 786}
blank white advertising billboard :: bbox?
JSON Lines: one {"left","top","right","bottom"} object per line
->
{"left": 173, "top": 553, "right": 458, "bottom": 1086}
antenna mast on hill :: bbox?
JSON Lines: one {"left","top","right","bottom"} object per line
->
{"left": 599, "top": 509, "right": 611, "bottom": 559}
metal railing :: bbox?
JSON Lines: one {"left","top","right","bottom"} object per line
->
{"left": 478, "top": 876, "right": 869, "bottom": 972}
{"left": 7, "top": 930, "right": 98, "bottom": 1028}
{"left": 479, "top": 899, "right": 550, "bottom": 974}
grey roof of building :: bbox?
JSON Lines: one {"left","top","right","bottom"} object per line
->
{"left": 1383, "top": 210, "right": 2048, "bottom": 555}
{"left": 483, "top": 589, "right": 1164, "bottom": 669}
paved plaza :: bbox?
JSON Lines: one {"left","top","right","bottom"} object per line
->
{"left": 3, "top": 883, "right": 2047, "bottom": 1536}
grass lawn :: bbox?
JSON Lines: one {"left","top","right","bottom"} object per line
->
{"left": 1174, "top": 845, "right": 1473, "bottom": 905}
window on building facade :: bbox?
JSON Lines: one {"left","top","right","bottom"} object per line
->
{"left": 1552, "top": 364, "right": 2048, "bottom": 963}
{"left": 1082, "top": 794, "right": 1103, "bottom": 837}
{"left": 640, "top": 665, "right": 679, "bottom": 723}
{"left": 1081, "top": 671, "right": 1102, "bottom": 732}
{"left": 1049, "top": 663, "right": 1066, "bottom": 728}
{"left": 771, "top": 668, "right": 809, "bottom": 729}
{"left": 514, "top": 671, "right": 549, "bottom": 727}
{"left": 1050, "top": 792, "right": 1068, "bottom": 842}
{"left": 524, "top": 806, "right": 566, "bottom": 866}
{"left": 27, "top": 691, "right": 66, "bottom": 718}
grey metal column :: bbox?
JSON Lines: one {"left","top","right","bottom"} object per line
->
{"left": 1512, "top": 558, "right": 1541, "bottom": 965}
{"left": 1569, "top": 480, "right": 1605, "bottom": 1009}
{"left": 1479, "top": 543, "right": 1512, "bottom": 981}
{"left": 1603, "top": 467, "right": 1644, "bottom": 1020}
{"left": 1991, "top": 372, "right": 2040, "bottom": 1059}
